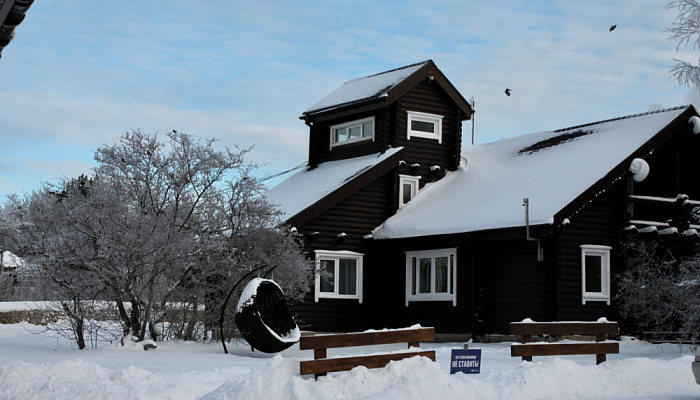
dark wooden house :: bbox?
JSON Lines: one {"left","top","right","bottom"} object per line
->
{"left": 266, "top": 60, "right": 700, "bottom": 337}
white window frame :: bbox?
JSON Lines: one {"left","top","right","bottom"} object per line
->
{"left": 407, "top": 111, "right": 443, "bottom": 144}
{"left": 329, "top": 117, "right": 375, "bottom": 148}
{"left": 405, "top": 248, "right": 457, "bottom": 306}
{"left": 399, "top": 174, "right": 421, "bottom": 209}
{"left": 580, "top": 245, "right": 611, "bottom": 305}
{"left": 315, "top": 250, "right": 363, "bottom": 303}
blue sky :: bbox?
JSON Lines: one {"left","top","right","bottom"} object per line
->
{"left": 1, "top": 0, "right": 698, "bottom": 200}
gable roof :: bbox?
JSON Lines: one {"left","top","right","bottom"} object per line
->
{"left": 301, "top": 60, "right": 472, "bottom": 120}
{"left": 265, "top": 147, "right": 403, "bottom": 227}
{"left": 373, "top": 105, "right": 698, "bottom": 239}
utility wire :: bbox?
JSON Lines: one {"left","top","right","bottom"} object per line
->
{"left": 256, "top": 161, "right": 308, "bottom": 183}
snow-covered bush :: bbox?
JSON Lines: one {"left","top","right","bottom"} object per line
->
{"left": 616, "top": 239, "right": 700, "bottom": 342}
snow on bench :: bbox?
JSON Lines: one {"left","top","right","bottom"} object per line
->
{"left": 510, "top": 319, "right": 619, "bottom": 365}
{"left": 299, "top": 326, "right": 435, "bottom": 379}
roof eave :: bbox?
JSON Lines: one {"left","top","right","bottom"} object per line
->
{"left": 301, "top": 60, "right": 473, "bottom": 122}
{"left": 286, "top": 148, "right": 404, "bottom": 227}
{"left": 550, "top": 105, "right": 698, "bottom": 232}
{"left": 385, "top": 60, "right": 472, "bottom": 120}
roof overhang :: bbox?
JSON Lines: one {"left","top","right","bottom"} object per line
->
{"left": 550, "top": 105, "right": 698, "bottom": 233}
{"left": 301, "top": 60, "right": 472, "bottom": 123}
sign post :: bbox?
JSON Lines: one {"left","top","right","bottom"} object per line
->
{"left": 450, "top": 348, "right": 482, "bottom": 374}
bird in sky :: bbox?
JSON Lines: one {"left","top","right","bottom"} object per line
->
{"left": 505, "top": 88, "right": 511, "bottom": 96}
{"left": 609, "top": 25, "right": 616, "bottom": 32}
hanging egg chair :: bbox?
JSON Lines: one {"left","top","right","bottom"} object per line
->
{"left": 235, "top": 277, "right": 300, "bottom": 353}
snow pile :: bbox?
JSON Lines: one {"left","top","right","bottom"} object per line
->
{"left": 628, "top": 158, "right": 650, "bottom": 182}
{"left": 0, "top": 323, "right": 698, "bottom": 400}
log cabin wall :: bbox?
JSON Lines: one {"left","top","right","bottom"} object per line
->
{"left": 290, "top": 173, "right": 395, "bottom": 332}
{"left": 632, "top": 123, "right": 700, "bottom": 200}
{"left": 394, "top": 79, "right": 464, "bottom": 178}
{"left": 552, "top": 183, "right": 626, "bottom": 323}
{"left": 471, "top": 237, "right": 544, "bottom": 335}
{"left": 371, "top": 235, "right": 473, "bottom": 334}
{"left": 307, "top": 108, "right": 389, "bottom": 168}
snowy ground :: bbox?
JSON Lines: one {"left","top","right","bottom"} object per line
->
{"left": 0, "top": 321, "right": 699, "bottom": 400}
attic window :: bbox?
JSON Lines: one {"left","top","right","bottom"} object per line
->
{"left": 407, "top": 111, "right": 443, "bottom": 143}
{"left": 399, "top": 174, "right": 420, "bottom": 208}
{"left": 518, "top": 129, "right": 594, "bottom": 154}
{"left": 330, "top": 117, "right": 374, "bottom": 148}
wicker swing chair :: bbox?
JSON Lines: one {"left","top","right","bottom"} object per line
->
{"left": 235, "top": 278, "right": 299, "bottom": 353}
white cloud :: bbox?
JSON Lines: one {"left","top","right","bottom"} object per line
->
{"left": 1, "top": 0, "right": 697, "bottom": 200}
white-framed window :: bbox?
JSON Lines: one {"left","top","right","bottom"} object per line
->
{"left": 315, "top": 250, "right": 363, "bottom": 303}
{"left": 399, "top": 174, "right": 421, "bottom": 208}
{"left": 580, "top": 245, "right": 611, "bottom": 305}
{"left": 330, "top": 117, "right": 374, "bottom": 148}
{"left": 407, "top": 111, "right": 443, "bottom": 143}
{"left": 405, "top": 248, "right": 457, "bottom": 306}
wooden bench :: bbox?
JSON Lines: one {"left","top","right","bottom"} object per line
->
{"left": 299, "top": 327, "right": 436, "bottom": 379}
{"left": 511, "top": 321, "right": 619, "bottom": 365}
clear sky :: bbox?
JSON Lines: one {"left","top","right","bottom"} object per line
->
{"left": 1, "top": 0, "right": 698, "bottom": 201}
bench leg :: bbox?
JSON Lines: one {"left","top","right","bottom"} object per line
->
{"left": 596, "top": 354, "right": 606, "bottom": 365}
{"left": 522, "top": 356, "right": 532, "bottom": 362}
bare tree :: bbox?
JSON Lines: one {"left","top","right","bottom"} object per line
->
{"left": 666, "top": 0, "right": 700, "bottom": 89}
{"left": 9, "top": 130, "right": 312, "bottom": 348}
{"left": 616, "top": 239, "right": 700, "bottom": 342}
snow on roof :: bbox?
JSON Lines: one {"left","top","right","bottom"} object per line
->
{"left": 265, "top": 147, "right": 403, "bottom": 222}
{"left": 1, "top": 251, "right": 24, "bottom": 269}
{"left": 302, "top": 61, "right": 429, "bottom": 116}
{"left": 373, "top": 106, "right": 691, "bottom": 239}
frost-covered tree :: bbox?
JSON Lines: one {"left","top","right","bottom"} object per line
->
{"left": 11, "top": 130, "right": 312, "bottom": 347}
{"left": 666, "top": 0, "right": 700, "bottom": 90}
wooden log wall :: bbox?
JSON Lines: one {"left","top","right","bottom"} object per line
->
{"left": 553, "top": 184, "right": 625, "bottom": 323}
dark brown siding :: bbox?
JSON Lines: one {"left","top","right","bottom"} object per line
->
{"left": 631, "top": 122, "right": 700, "bottom": 203}
{"left": 395, "top": 79, "right": 463, "bottom": 175}
{"left": 372, "top": 235, "right": 473, "bottom": 334}
{"left": 472, "top": 238, "right": 544, "bottom": 335}
{"left": 290, "top": 173, "right": 394, "bottom": 332}
{"left": 308, "top": 109, "right": 390, "bottom": 167}
{"left": 553, "top": 185, "right": 625, "bottom": 323}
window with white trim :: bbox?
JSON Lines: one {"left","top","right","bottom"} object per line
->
{"left": 330, "top": 117, "right": 374, "bottom": 148}
{"left": 405, "top": 248, "right": 457, "bottom": 306}
{"left": 580, "top": 245, "right": 611, "bottom": 305}
{"left": 399, "top": 175, "right": 420, "bottom": 208}
{"left": 315, "top": 250, "right": 363, "bottom": 303}
{"left": 407, "top": 111, "right": 443, "bottom": 143}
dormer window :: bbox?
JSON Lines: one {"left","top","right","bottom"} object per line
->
{"left": 399, "top": 174, "right": 421, "bottom": 208}
{"left": 407, "top": 111, "right": 443, "bottom": 143}
{"left": 330, "top": 117, "right": 374, "bottom": 148}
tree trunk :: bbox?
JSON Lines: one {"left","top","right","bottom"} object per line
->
{"left": 116, "top": 299, "right": 131, "bottom": 337}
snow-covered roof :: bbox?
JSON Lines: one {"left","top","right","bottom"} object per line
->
{"left": 2, "top": 251, "right": 24, "bottom": 270}
{"left": 373, "top": 106, "right": 694, "bottom": 239}
{"left": 302, "top": 61, "right": 429, "bottom": 116}
{"left": 266, "top": 147, "right": 403, "bottom": 223}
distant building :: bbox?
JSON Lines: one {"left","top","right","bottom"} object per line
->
{"left": 1, "top": 250, "right": 24, "bottom": 274}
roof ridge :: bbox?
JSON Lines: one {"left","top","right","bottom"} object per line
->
{"left": 349, "top": 60, "right": 431, "bottom": 82}
{"left": 553, "top": 105, "right": 689, "bottom": 133}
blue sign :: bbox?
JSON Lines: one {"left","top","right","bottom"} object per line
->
{"left": 450, "top": 349, "right": 482, "bottom": 374}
